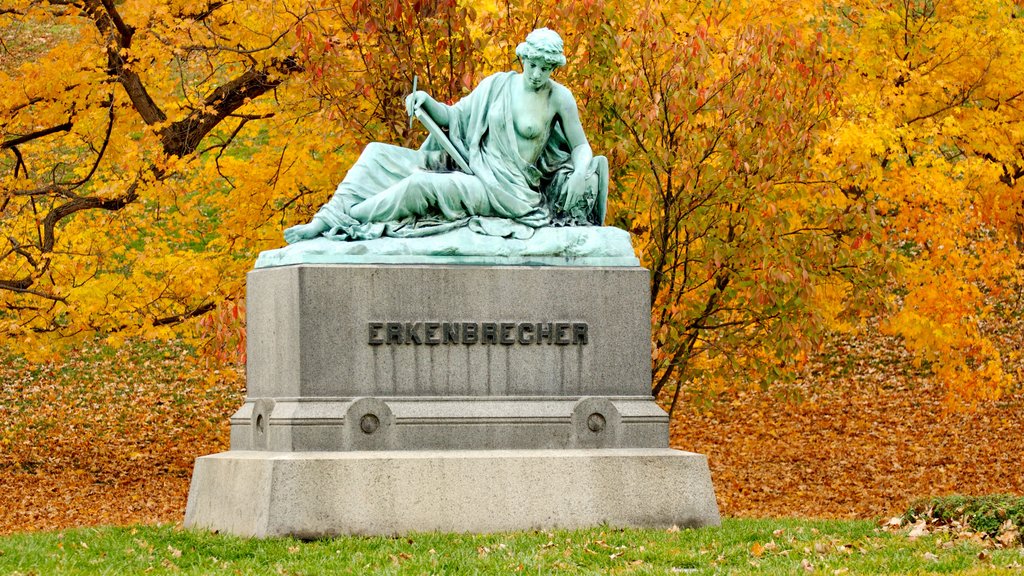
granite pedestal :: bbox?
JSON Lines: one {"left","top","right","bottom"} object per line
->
{"left": 186, "top": 449, "right": 718, "bottom": 538}
{"left": 185, "top": 239, "right": 720, "bottom": 536}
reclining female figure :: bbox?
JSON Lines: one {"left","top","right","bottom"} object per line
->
{"left": 284, "top": 28, "right": 607, "bottom": 243}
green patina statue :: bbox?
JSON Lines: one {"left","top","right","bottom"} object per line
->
{"left": 283, "top": 28, "right": 608, "bottom": 245}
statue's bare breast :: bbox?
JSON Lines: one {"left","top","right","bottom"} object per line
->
{"left": 511, "top": 77, "right": 556, "bottom": 164}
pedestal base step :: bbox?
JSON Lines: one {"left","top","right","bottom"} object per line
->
{"left": 184, "top": 448, "right": 720, "bottom": 538}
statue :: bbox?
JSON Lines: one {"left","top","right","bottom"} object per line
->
{"left": 283, "top": 28, "right": 608, "bottom": 244}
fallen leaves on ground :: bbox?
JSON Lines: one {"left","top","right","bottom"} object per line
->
{"left": 2, "top": 322, "right": 1023, "bottom": 534}
{"left": 671, "top": 324, "right": 1024, "bottom": 520}
{"left": 0, "top": 339, "right": 243, "bottom": 535}
{"left": 893, "top": 495, "right": 1024, "bottom": 549}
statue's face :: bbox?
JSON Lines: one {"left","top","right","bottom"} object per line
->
{"left": 522, "top": 58, "right": 555, "bottom": 91}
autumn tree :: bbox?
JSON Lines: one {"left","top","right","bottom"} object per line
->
{"left": 0, "top": 0, "right": 499, "bottom": 359}
{"left": 473, "top": 0, "right": 886, "bottom": 413}
{"left": 0, "top": 0, "right": 319, "bottom": 355}
{"left": 817, "top": 0, "right": 1024, "bottom": 402}
{"left": 2, "top": 0, "right": 1019, "bottom": 406}
{"left": 624, "top": 8, "right": 885, "bottom": 413}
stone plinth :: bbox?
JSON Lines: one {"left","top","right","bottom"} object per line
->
{"left": 184, "top": 449, "right": 721, "bottom": 538}
{"left": 185, "top": 260, "right": 720, "bottom": 537}
{"left": 244, "top": 264, "right": 651, "bottom": 400}
{"left": 233, "top": 264, "right": 662, "bottom": 452}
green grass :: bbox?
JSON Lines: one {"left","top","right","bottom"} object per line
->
{"left": 0, "top": 518, "right": 1021, "bottom": 575}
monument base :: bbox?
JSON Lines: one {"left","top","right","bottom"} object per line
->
{"left": 184, "top": 448, "right": 720, "bottom": 537}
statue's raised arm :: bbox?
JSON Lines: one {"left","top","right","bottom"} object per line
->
{"left": 284, "top": 28, "right": 608, "bottom": 244}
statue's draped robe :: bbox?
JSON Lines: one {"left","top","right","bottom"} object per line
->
{"left": 312, "top": 72, "right": 596, "bottom": 241}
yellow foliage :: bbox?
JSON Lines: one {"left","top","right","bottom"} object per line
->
{"left": 1, "top": 0, "right": 1021, "bottom": 405}
{"left": 820, "top": 0, "right": 1024, "bottom": 401}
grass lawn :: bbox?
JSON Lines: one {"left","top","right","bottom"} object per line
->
{"left": 0, "top": 518, "right": 1021, "bottom": 575}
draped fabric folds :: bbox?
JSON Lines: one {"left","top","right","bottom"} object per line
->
{"left": 312, "top": 72, "right": 598, "bottom": 241}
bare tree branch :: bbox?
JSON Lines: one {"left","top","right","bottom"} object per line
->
{"left": 81, "top": 0, "right": 167, "bottom": 125}
{"left": 0, "top": 277, "right": 32, "bottom": 291}
{"left": 5, "top": 236, "right": 39, "bottom": 269}
{"left": 1, "top": 122, "right": 73, "bottom": 150}
{"left": 153, "top": 301, "right": 217, "bottom": 326}
{"left": 41, "top": 181, "right": 140, "bottom": 252}
{"left": 67, "top": 100, "right": 115, "bottom": 187}
{"left": 159, "top": 56, "right": 302, "bottom": 157}
{"left": 0, "top": 279, "right": 67, "bottom": 303}
{"left": 179, "top": 1, "right": 225, "bottom": 22}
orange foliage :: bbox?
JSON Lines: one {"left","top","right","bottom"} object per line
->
{"left": 818, "top": 0, "right": 1024, "bottom": 403}
{"left": 673, "top": 322, "right": 1024, "bottom": 518}
{"left": 1, "top": 0, "right": 1022, "bottom": 403}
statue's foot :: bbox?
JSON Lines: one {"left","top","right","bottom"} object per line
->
{"left": 284, "top": 222, "right": 327, "bottom": 244}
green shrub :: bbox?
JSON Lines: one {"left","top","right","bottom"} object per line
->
{"left": 905, "top": 494, "right": 1024, "bottom": 539}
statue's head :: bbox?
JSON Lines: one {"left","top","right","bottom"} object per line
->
{"left": 516, "top": 28, "right": 566, "bottom": 68}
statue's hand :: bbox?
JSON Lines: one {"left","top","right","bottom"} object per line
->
{"left": 405, "top": 90, "right": 430, "bottom": 118}
{"left": 284, "top": 221, "right": 327, "bottom": 244}
{"left": 561, "top": 171, "right": 587, "bottom": 213}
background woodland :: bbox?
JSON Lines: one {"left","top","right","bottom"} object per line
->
{"left": 4, "top": 0, "right": 1023, "bottom": 405}
{"left": 3, "top": 0, "right": 1024, "bottom": 404}
{"left": 2, "top": 0, "right": 1024, "bottom": 531}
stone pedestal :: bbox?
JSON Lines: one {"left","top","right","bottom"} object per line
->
{"left": 185, "top": 449, "right": 719, "bottom": 538}
{"left": 185, "top": 261, "right": 720, "bottom": 536}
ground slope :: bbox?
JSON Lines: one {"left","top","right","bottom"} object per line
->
{"left": 2, "top": 326, "right": 1022, "bottom": 534}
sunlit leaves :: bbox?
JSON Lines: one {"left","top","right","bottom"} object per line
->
{"left": 826, "top": 0, "right": 1024, "bottom": 403}
{"left": 1, "top": 0, "right": 1020, "bottom": 404}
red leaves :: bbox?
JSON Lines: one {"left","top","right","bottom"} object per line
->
{"left": 851, "top": 233, "right": 872, "bottom": 250}
{"left": 197, "top": 300, "right": 246, "bottom": 365}
{"left": 590, "top": 10, "right": 859, "bottom": 410}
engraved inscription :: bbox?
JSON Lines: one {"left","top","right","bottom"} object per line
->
{"left": 368, "top": 322, "right": 588, "bottom": 346}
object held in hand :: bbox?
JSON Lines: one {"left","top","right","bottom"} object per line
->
{"left": 408, "top": 76, "right": 474, "bottom": 175}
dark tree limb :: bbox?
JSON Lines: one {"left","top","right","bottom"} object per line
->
{"left": 0, "top": 277, "right": 33, "bottom": 291}
{"left": 68, "top": 101, "right": 115, "bottom": 187}
{"left": 179, "top": 1, "right": 225, "bottom": 22}
{"left": 82, "top": 0, "right": 167, "bottom": 125}
{"left": 12, "top": 184, "right": 67, "bottom": 198}
{"left": 0, "top": 175, "right": 137, "bottom": 296}
{"left": 159, "top": 56, "right": 302, "bottom": 157}
{"left": 9, "top": 104, "right": 112, "bottom": 196}
{"left": 99, "top": 0, "right": 134, "bottom": 40}
{"left": 153, "top": 301, "right": 217, "bottom": 326}
{"left": 10, "top": 146, "right": 27, "bottom": 179}
{"left": 41, "top": 182, "right": 140, "bottom": 252}
{"left": 1, "top": 122, "right": 73, "bottom": 150}
{"left": 5, "top": 236, "right": 39, "bottom": 269}
{"left": 0, "top": 278, "right": 67, "bottom": 303}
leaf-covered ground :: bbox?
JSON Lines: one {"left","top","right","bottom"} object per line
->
{"left": 1, "top": 326, "right": 1022, "bottom": 535}
{"left": 671, "top": 321, "right": 1024, "bottom": 519}
{"left": 0, "top": 340, "right": 244, "bottom": 535}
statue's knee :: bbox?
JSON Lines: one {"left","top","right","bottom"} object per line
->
{"left": 404, "top": 171, "right": 435, "bottom": 193}
{"left": 398, "top": 173, "right": 440, "bottom": 208}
